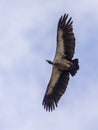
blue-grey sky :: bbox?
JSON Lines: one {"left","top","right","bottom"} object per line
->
{"left": 0, "top": 0, "right": 98, "bottom": 130}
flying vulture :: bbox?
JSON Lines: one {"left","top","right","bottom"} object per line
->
{"left": 42, "top": 13, "right": 79, "bottom": 111}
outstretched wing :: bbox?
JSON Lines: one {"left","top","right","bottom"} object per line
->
{"left": 42, "top": 14, "right": 75, "bottom": 111}
{"left": 54, "top": 14, "right": 75, "bottom": 61}
{"left": 42, "top": 66, "right": 69, "bottom": 111}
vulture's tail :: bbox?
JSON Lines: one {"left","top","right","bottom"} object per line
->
{"left": 70, "top": 59, "right": 79, "bottom": 76}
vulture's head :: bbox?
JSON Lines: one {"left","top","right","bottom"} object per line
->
{"left": 46, "top": 60, "right": 53, "bottom": 65}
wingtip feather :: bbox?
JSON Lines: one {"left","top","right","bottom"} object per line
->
{"left": 58, "top": 13, "right": 73, "bottom": 29}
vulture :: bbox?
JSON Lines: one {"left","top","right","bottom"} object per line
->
{"left": 42, "top": 13, "right": 79, "bottom": 111}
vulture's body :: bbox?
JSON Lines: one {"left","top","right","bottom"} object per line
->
{"left": 42, "top": 14, "right": 79, "bottom": 111}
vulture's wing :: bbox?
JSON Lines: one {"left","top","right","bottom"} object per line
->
{"left": 54, "top": 14, "right": 75, "bottom": 61}
{"left": 42, "top": 66, "right": 69, "bottom": 111}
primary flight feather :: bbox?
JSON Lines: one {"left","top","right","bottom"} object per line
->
{"left": 42, "top": 13, "right": 79, "bottom": 111}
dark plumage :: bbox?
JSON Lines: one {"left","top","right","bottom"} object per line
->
{"left": 42, "top": 13, "right": 79, "bottom": 111}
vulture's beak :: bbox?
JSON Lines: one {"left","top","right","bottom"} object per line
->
{"left": 46, "top": 60, "right": 53, "bottom": 65}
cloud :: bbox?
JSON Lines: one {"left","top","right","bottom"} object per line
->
{"left": 0, "top": 0, "right": 98, "bottom": 130}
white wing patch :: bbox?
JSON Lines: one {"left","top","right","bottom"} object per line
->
{"left": 54, "top": 29, "right": 65, "bottom": 60}
{"left": 46, "top": 67, "right": 61, "bottom": 95}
